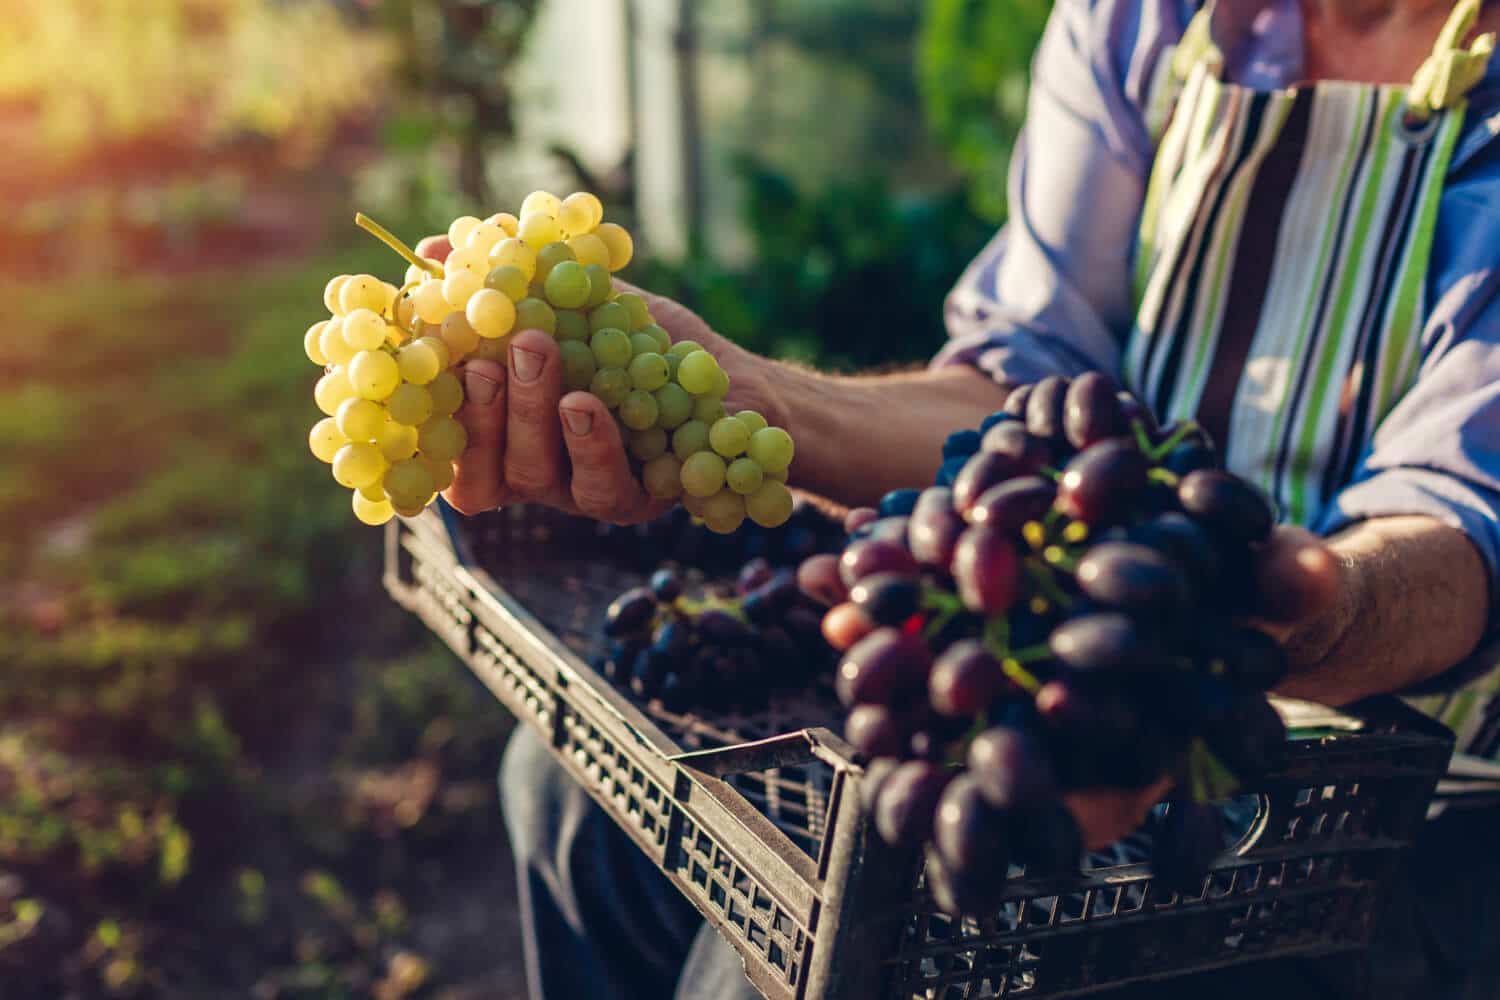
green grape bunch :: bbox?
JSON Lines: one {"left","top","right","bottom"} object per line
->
{"left": 303, "top": 191, "right": 795, "bottom": 534}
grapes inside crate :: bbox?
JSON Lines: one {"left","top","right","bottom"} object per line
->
{"left": 387, "top": 500, "right": 1452, "bottom": 1000}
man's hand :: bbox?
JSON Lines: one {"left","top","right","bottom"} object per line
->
{"left": 1061, "top": 525, "right": 1341, "bottom": 848}
{"left": 443, "top": 273, "right": 785, "bottom": 521}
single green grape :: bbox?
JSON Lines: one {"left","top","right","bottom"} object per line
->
{"left": 590, "top": 302, "right": 631, "bottom": 335}
{"left": 665, "top": 340, "right": 703, "bottom": 362}
{"left": 584, "top": 264, "right": 613, "bottom": 308}
{"left": 619, "top": 390, "right": 659, "bottom": 431}
{"left": 515, "top": 298, "right": 557, "bottom": 336}
{"left": 545, "top": 261, "right": 592, "bottom": 310}
{"left": 378, "top": 420, "right": 419, "bottom": 462}
{"left": 559, "top": 340, "right": 597, "bottom": 392}
{"left": 707, "top": 366, "right": 730, "bottom": 399}
{"left": 418, "top": 416, "right": 468, "bottom": 463}
{"left": 485, "top": 265, "right": 531, "bottom": 302}
{"left": 555, "top": 310, "right": 591, "bottom": 343}
{"left": 680, "top": 451, "right": 727, "bottom": 498}
{"left": 384, "top": 458, "right": 436, "bottom": 508}
{"left": 643, "top": 454, "right": 684, "bottom": 499}
{"left": 333, "top": 442, "right": 386, "bottom": 489}
{"left": 745, "top": 479, "right": 794, "bottom": 528}
{"left": 628, "top": 426, "right": 669, "bottom": 462}
{"left": 418, "top": 334, "right": 451, "bottom": 370}
{"left": 320, "top": 319, "right": 357, "bottom": 366}
{"left": 701, "top": 489, "right": 747, "bottom": 535}
{"left": 559, "top": 192, "right": 603, "bottom": 234}
{"left": 692, "top": 397, "right": 727, "bottom": 425}
{"left": 653, "top": 384, "right": 693, "bottom": 430}
{"left": 638, "top": 324, "right": 671, "bottom": 354}
{"left": 616, "top": 292, "right": 652, "bottom": 330}
{"left": 535, "top": 242, "right": 576, "bottom": 283}
{"left": 440, "top": 313, "right": 480, "bottom": 358}
{"left": 323, "top": 275, "right": 351, "bottom": 315}
{"left": 349, "top": 350, "right": 401, "bottom": 400}
{"left": 424, "top": 455, "right": 456, "bottom": 492}
{"left": 305, "top": 321, "right": 330, "bottom": 366}
{"left": 309, "top": 418, "right": 347, "bottom": 463}
{"left": 388, "top": 383, "right": 435, "bottom": 426}
{"left": 352, "top": 492, "right": 395, "bottom": 526}
{"left": 519, "top": 212, "right": 563, "bottom": 248}
{"left": 467, "top": 288, "right": 517, "bottom": 340}
{"left": 629, "top": 333, "right": 661, "bottom": 359}
{"left": 594, "top": 222, "right": 634, "bottom": 271}
{"left": 709, "top": 417, "right": 750, "bottom": 458}
{"left": 748, "top": 427, "right": 794, "bottom": 476}
{"left": 336, "top": 397, "right": 385, "bottom": 441}
{"left": 339, "top": 274, "right": 386, "bottom": 315}
{"left": 397, "top": 340, "right": 442, "bottom": 385}
{"left": 726, "top": 457, "right": 764, "bottom": 496}
{"left": 590, "top": 328, "right": 632, "bottom": 369}
{"left": 428, "top": 372, "right": 464, "bottom": 416}
{"left": 590, "top": 367, "right": 631, "bottom": 408}
{"left": 521, "top": 190, "right": 562, "bottom": 218}
{"left": 315, "top": 367, "right": 356, "bottom": 416}
{"left": 342, "top": 308, "right": 388, "bottom": 351}
{"left": 671, "top": 420, "right": 710, "bottom": 461}
{"left": 735, "top": 410, "right": 768, "bottom": 435}
{"left": 628, "top": 352, "right": 670, "bottom": 392}
{"left": 676, "top": 350, "right": 721, "bottom": 395}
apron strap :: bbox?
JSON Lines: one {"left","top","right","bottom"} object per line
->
{"left": 1406, "top": 0, "right": 1495, "bottom": 122}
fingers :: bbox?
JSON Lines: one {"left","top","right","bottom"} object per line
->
{"left": 444, "top": 361, "right": 508, "bottom": 515}
{"left": 415, "top": 234, "right": 453, "bottom": 263}
{"left": 1253, "top": 525, "right": 1342, "bottom": 625}
{"left": 503, "top": 330, "right": 567, "bottom": 500}
{"left": 558, "top": 390, "right": 657, "bottom": 522}
{"left": 1063, "top": 774, "right": 1175, "bottom": 850}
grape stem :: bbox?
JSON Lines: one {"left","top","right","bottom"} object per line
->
{"left": 355, "top": 213, "right": 445, "bottom": 279}
{"left": 1024, "top": 559, "right": 1074, "bottom": 609}
{"left": 1007, "top": 642, "right": 1052, "bottom": 664}
{"left": 1144, "top": 420, "right": 1203, "bottom": 464}
{"left": 1186, "top": 738, "right": 1240, "bottom": 802}
{"left": 1148, "top": 467, "right": 1182, "bottom": 488}
{"left": 1131, "top": 419, "right": 1155, "bottom": 456}
{"left": 1042, "top": 544, "right": 1079, "bottom": 572}
{"left": 1000, "top": 658, "right": 1044, "bottom": 696}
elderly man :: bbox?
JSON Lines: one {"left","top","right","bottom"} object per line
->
{"left": 445, "top": 0, "right": 1500, "bottom": 996}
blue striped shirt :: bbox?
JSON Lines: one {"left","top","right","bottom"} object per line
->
{"left": 937, "top": 0, "right": 1500, "bottom": 629}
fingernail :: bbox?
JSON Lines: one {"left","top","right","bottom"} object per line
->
{"left": 512, "top": 346, "right": 544, "bottom": 384}
{"left": 464, "top": 370, "right": 501, "bottom": 405}
{"left": 562, "top": 408, "right": 593, "bottom": 437}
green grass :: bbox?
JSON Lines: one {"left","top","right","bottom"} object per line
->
{"left": 0, "top": 238, "right": 515, "bottom": 997}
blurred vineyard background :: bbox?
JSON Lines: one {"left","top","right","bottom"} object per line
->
{"left": 0, "top": 0, "right": 1044, "bottom": 996}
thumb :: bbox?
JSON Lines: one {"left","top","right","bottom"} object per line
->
{"left": 1251, "top": 525, "right": 1342, "bottom": 628}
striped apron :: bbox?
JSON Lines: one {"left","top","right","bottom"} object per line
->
{"left": 1123, "top": 0, "right": 1500, "bottom": 773}
{"left": 1126, "top": 0, "right": 1488, "bottom": 523}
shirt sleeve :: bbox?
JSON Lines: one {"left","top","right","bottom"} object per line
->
{"left": 1317, "top": 267, "right": 1500, "bottom": 625}
{"left": 933, "top": 0, "right": 1183, "bottom": 386}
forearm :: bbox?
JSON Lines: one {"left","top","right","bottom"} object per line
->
{"left": 1276, "top": 516, "right": 1489, "bottom": 706}
{"left": 777, "top": 362, "right": 1010, "bottom": 507}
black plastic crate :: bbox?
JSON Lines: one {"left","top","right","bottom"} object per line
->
{"left": 384, "top": 505, "right": 1453, "bottom": 999}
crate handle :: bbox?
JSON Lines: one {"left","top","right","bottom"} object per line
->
{"left": 668, "top": 729, "right": 823, "bottom": 775}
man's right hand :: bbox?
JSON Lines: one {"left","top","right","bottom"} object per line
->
{"left": 435, "top": 253, "right": 785, "bottom": 522}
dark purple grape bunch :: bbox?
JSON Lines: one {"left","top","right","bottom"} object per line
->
{"left": 801, "top": 373, "right": 1294, "bottom": 914}
{"left": 595, "top": 559, "right": 836, "bottom": 713}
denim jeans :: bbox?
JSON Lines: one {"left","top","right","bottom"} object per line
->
{"left": 500, "top": 726, "right": 1500, "bottom": 1000}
